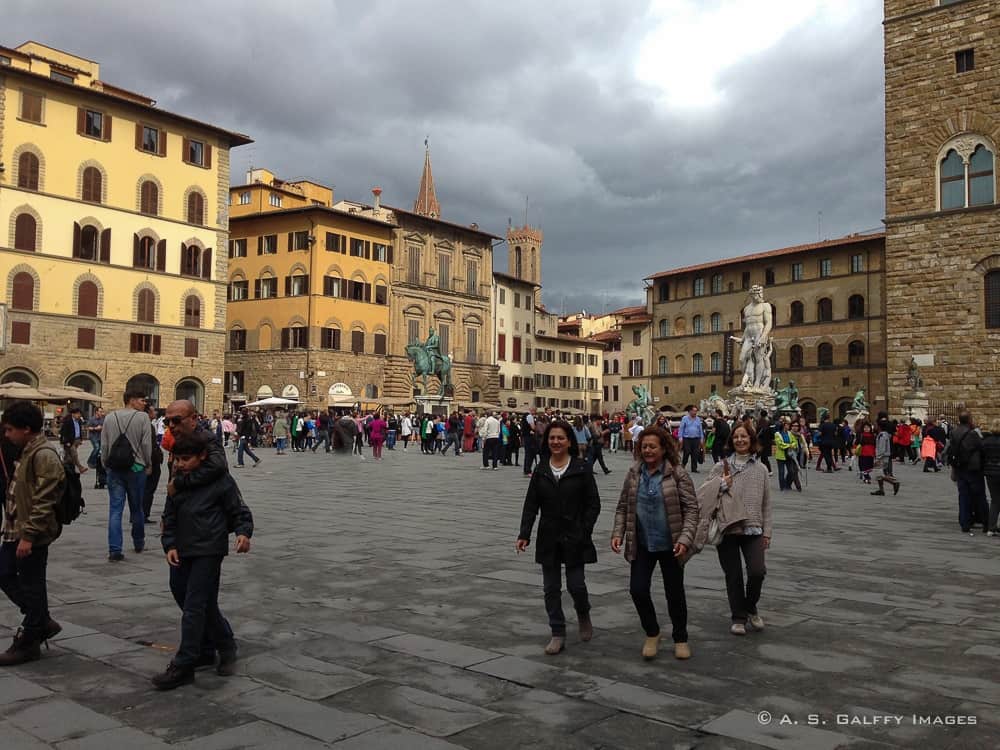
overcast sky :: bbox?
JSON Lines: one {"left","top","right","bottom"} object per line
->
{"left": 7, "top": 0, "right": 885, "bottom": 314}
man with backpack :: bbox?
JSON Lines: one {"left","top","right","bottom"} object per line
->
{"left": 0, "top": 402, "right": 65, "bottom": 665}
{"left": 101, "top": 389, "right": 152, "bottom": 562}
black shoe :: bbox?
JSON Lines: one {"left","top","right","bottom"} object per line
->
{"left": 134, "top": 546, "right": 145, "bottom": 554}
{"left": 145, "top": 518, "right": 157, "bottom": 525}
{"left": 871, "top": 490, "right": 885, "bottom": 496}
{"left": 893, "top": 483, "right": 901, "bottom": 496}
{"left": 44, "top": 618, "right": 62, "bottom": 641}
{"left": 0, "top": 629, "right": 41, "bottom": 666}
{"left": 604, "top": 470, "right": 612, "bottom": 475}
{"left": 194, "top": 652, "right": 217, "bottom": 670}
{"left": 151, "top": 661, "right": 194, "bottom": 691}
{"left": 217, "top": 648, "right": 238, "bottom": 676}
{"left": 108, "top": 553, "right": 125, "bottom": 562}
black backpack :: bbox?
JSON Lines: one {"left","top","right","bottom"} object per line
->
{"left": 34, "top": 448, "right": 85, "bottom": 527}
{"left": 105, "top": 412, "right": 137, "bottom": 471}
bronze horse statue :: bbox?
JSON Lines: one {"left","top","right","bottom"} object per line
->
{"left": 406, "top": 343, "right": 452, "bottom": 397}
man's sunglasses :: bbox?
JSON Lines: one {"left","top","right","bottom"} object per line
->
{"left": 167, "top": 416, "right": 188, "bottom": 425}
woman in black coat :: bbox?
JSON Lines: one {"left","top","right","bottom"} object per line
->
{"left": 516, "top": 420, "right": 601, "bottom": 655}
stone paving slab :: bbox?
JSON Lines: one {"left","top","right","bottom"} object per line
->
{"left": 0, "top": 448, "right": 993, "bottom": 747}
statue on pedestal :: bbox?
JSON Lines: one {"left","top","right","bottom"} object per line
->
{"left": 852, "top": 387, "right": 869, "bottom": 413}
{"left": 626, "top": 384, "right": 655, "bottom": 424}
{"left": 406, "top": 327, "right": 452, "bottom": 397}
{"left": 730, "top": 285, "right": 773, "bottom": 392}
{"left": 906, "top": 357, "right": 924, "bottom": 391}
{"left": 773, "top": 378, "right": 799, "bottom": 413}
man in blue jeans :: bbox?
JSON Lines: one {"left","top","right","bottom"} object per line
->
{"left": 101, "top": 390, "right": 152, "bottom": 562}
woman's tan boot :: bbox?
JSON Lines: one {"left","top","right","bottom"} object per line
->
{"left": 544, "top": 636, "right": 565, "bottom": 655}
{"left": 641, "top": 635, "right": 660, "bottom": 660}
{"left": 673, "top": 642, "right": 691, "bottom": 660}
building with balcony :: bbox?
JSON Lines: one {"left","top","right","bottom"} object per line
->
{"left": 646, "top": 233, "right": 887, "bottom": 422}
{"left": 0, "top": 40, "right": 251, "bottom": 411}
{"left": 884, "top": 0, "right": 1000, "bottom": 418}
{"left": 224, "top": 169, "right": 393, "bottom": 409}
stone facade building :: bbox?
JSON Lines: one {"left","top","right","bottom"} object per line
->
{"left": 224, "top": 169, "right": 394, "bottom": 410}
{"left": 337, "top": 147, "right": 500, "bottom": 407}
{"left": 0, "top": 41, "right": 250, "bottom": 412}
{"left": 884, "top": 0, "right": 1000, "bottom": 418}
{"left": 646, "top": 233, "right": 887, "bottom": 422}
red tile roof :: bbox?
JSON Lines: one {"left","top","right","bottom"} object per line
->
{"left": 645, "top": 232, "right": 885, "bottom": 281}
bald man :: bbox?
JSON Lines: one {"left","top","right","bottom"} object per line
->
{"left": 163, "top": 400, "right": 231, "bottom": 505}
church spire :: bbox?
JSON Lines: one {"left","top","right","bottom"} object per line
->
{"left": 413, "top": 139, "right": 441, "bottom": 219}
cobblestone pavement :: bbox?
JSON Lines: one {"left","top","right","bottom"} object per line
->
{"left": 1, "top": 443, "right": 998, "bottom": 749}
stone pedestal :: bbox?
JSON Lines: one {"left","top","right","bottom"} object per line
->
{"left": 844, "top": 409, "right": 869, "bottom": 426}
{"left": 416, "top": 395, "right": 452, "bottom": 417}
{"left": 727, "top": 386, "right": 776, "bottom": 417}
{"left": 901, "top": 390, "right": 929, "bottom": 423}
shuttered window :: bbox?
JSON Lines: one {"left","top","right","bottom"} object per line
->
{"left": 78, "top": 281, "right": 98, "bottom": 317}
{"left": 11, "top": 322, "right": 30, "bottom": 345}
{"left": 140, "top": 181, "right": 158, "bottom": 215}
{"left": 184, "top": 338, "right": 199, "bottom": 358}
{"left": 374, "top": 333, "right": 387, "bottom": 355}
{"left": 321, "top": 328, "right": 341, "bottom": 350}
{"left": 351, "top": 330, "right": 365, "bottom": 353}
{"left": 11, "top": 273, "right": 34, "bottom": 310}
{"left": 82, "top": 167, "right": 102, "bottom": 203}
{"left": 77, "top": 328, "right": 95, "bottom": 349}
{"left": 17, "top": 153, "right": 39, "bottom": 190}
{"left": 136, "top": 289, "right": 155, "bottom": 323}
{"left": 14, "top": 214, "right": 36, "bottom": 252}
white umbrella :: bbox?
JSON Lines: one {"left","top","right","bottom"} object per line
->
{"left": 244, "top": 396, "right": 299, "bottom": 407}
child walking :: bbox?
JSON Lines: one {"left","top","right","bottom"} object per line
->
{"left": 153, "top": 432, "right": 253, "bottom": 690}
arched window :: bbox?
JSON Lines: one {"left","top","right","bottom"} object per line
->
{"left": 181, "top": 244, "right": 201, "bottom": 277}
{"left": 970, "top": 144, "right": 995, "bottom": 206}
{"left": 137, "top": 289, "right": 155, "bottom": 323}
{"left": 78, "top": 281, "right": 98, "bottom": 317}
{"left": 817, "top": 298, "right": 833, "bottom": 322}
{"left": 82, "top": 166, "right": 102, "bottom": 203}
{"left": 365, "top": 384, "right": 379, "bottom": 399}
{"left": 710, "top": 312, "right": 721, "bottom": 332}
{"left": 18, "top": 152, "right": 39, "bottom": 190}
{"left": 658, "top": 319, "right": 669, "bottom": 337}
{"left": 674, "top": 317, "right": 686, "bottom": 336}
{"left": 710, "top": 352, "right": 721, "bottom": 372}
{"left": 848, "top": 294, "right": 865, "bottom": 319}
{"left": 940, "top": 149, "right": 965, "bottom": 210}
{"left": 140, "top": 180, "right": 159, "bottom": 215}
{"left": 126, "top": 374, "right": 160, "bottom": 407}
{"left": 818, "top": 343, "right": 834, "bottom": 368}
{"left": 79, "top": 226, "right": 99, "bottom": 261}
{"left": 135, "top": 236, "right": 156, "bottom": 270}
{"left": 848, "top": 340, "right": 865, "bottom": 366}
{"left": 789, "top": 345, "right": 804, "bottom": 369}
{"left": 790, "top": 300, "right": 804, "bottom": 325}
{"left": 175, "top": 379, "right": 204, "bottom": 412}
{"left": 692, "top": 315, "right": 703, "bottom": 335}
{"left": 11, "top": 272, "right": 34, "bottom": 310}
{"left": 692, "top": 353, "right": 704, "bottom": 373}
{"left": 986, "top": 270, "right": 1000, "bottom": 329}
{"left": 184, "top": 296, "right": 201, "bottom": 328}
{"left": 658, "top": 356, "right": 668, "bottom": 375}
{"left": 187, "top": 192, "right": 205, "bottom": 225}
{"left": 711, "top": 274, "right": 723, "bottom": 294}
{"left": 14, "top": 214, "right": 36, "bottom": 252}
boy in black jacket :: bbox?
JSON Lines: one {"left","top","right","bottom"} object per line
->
{"left": 153, "top": 432, "right": 253, "bottom": 690}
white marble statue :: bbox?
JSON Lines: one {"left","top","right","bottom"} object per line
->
{"left": 730, "top": 284, "right": 773, "bottom": 391}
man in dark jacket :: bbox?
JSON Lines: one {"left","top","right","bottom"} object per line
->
{"left": 712, "top": 410, "right": 731, "bottom": 463}
{"left": 164, "top": 400, "right": 230, "bottom": 497}
{"left": 59, "top": 408, "right": 87, "bottom": 476}
{"left": 0, "top": 402, "right": 65, "bottom": 665}
{"left": 947, "top": 411, "right": 988, "bottom": 534}
{"left": 816, "top": 413, "right": 839, "bottom": 472}
{"left": 154, "top": 431, "right": 253, "bottom": 690}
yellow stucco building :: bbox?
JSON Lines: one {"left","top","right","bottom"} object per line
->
{"left": 0, "top": 41, "right": 251, "bottom": 410}
{"left": 225, "top": 169, "right": 394, "bottom": 409}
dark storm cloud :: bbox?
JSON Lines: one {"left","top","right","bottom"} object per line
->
{"left": 5, "top": 0, "right": 884, "bottom": 314}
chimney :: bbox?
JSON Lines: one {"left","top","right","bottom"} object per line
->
{"left": 372, "top": 187, "right": 382, "bottom": 211}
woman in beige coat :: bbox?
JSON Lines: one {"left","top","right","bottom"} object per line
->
{"left": 611, "top": 426, "right": 699, "bottom": 661}
{"left": 707, "top": 422, "right": 772, "bottom": 635}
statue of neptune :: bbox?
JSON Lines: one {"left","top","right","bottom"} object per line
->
{"left": 730, "top": 285, "right": 773, "bottom": 391}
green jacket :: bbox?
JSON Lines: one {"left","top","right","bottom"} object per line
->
{"left": 12, "top": 435, "right": 64, "bottom": 546}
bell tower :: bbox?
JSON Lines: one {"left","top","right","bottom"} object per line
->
{"left": 507, "top": 224, "right": 543, "bottom": 291}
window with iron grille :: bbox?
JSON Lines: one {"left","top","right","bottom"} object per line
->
{"left": 986, "top": 271, "right": 1000, "bottom": 328}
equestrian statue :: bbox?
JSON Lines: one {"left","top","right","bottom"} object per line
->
{"left": 406, "top": 327, "right": 452, "bottom": 397}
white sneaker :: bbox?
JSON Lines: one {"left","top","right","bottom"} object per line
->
{"left": 748, "top": 614, "right": 764, "bottom": 631}
{"left": 730, "top": 622, "right": 747, "bottom": 635}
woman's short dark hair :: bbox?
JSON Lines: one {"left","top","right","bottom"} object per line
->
{"left": 544, "top": 419, "right": 579, "bottom": 457}
{"left": 171, "top": 431, "right": 212, "bottom": 456}
{"left": 1, "top": 401, "right": 43, "bottom": 432}
{"left": 726, "top": 421, "right": 760, "bottom": 455}
{"left": 636, "top": 426, "right": 680, "bottom": 466}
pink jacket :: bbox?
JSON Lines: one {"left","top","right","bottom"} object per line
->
{"left": 369, "top": 418, "right": 387, "bottom": 442}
